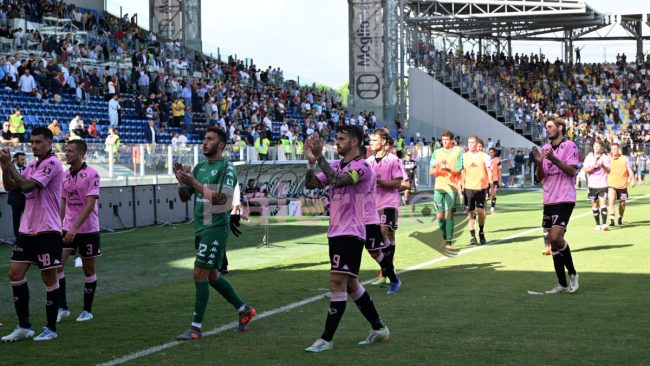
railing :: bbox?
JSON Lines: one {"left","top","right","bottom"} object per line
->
{"left": 0, "top": 142, "right": 343, "bottom": 188}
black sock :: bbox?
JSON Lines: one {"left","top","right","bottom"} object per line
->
{"left": 353, "top": 290, "right": 385, "bottom": 330}
{"left": 470, "top": 229, "right": 476, "bottom": 238}
{"left": 592, "top": 208, "right": 600, "bottom": 225}
{"left": 12, "top": 281, "right": 31, "bottom": 329}
{"left": 559, "top": 242, "right": 577, "bottom": 275}
{"left": 84, "top": 279, "right": 97, "bottom": 312}
{"left": 610, "top": 214, "right": 615, "bottom": 225}
{"left": 552, "top": 253, "right": 568, "bottom": 287}
{"left": 321, "top": 294, "right": 347, "bottom": 342}
{"left": 378, "top": 252, "right": 398, "bottom": 283}
{"left": 600, "top": 208, "right": 607, "bottom": 225}
{"left": 58, "top": 275, "right": 68, "bottom": 309}
{"left": 46, "top": 286, "right": 60, "bottom": 332}
{"left": 618, "top": 216, "right": 623, "bottom": 225}
{"left": 479, "top": 225, "right": 485, "bottom": 234}
{"left": 491, "top": 197, "right": 496, "bottom": 208}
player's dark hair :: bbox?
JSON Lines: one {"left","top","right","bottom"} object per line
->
{"left": 488, "top": 147, "right": 496, "bottom": 153}
{"left": 13, "top": 152, "right": 25, "bottom": 159}
{"left": 441, "top": 130, "right": 454, "bottom": 139}
{"left": 30, "top": 127, "right": 53, "bottom": 141}
{"left": 339, "top": 125, "right": 364, "bottom": 147}
{"left": 206, "top": 126, "right": 227, "bottom": 144}
{"left": 610, "top": 142, "right": 620, "bottom": 148}
{"left": 67, "top": 139, "right": 88, "bottom": 154}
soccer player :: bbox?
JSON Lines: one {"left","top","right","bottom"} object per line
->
{"left": 582, "top": 141, "right": 610, "bottom": 231}
{"left": 607, "top": 143, "right": 636, "bottom": 227}
{"left": 57, "top": 140, "right": 101, "bottom": 323}
{"left": 461, "top": 136, "right": 492, "bottom": 245}
{"left": 402, "top": 152, "right": 417, "bottom": 204}
{"left": 487, "top": 148, "right": 502, "bottom": 214}
{"left": 304, "top": 126, "right": 389, "bottom": 353}
{"left": 173, "top": 127, "right": 255, "bottom": 341}
{"left": 429, "top": 131, "right": 463, "bottom": 251}
{"left": 531, "top": 117, "right": 580, "bottom": 294}
{"left": 1, "top": 127, "right": 64, "bottom": 342}
{"left": 367, "top": 129, "right": 403, "bottom": 293}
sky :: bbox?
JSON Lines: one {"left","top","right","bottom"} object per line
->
{"left": 106, "top": 0, "right": 650, "bottom": 89}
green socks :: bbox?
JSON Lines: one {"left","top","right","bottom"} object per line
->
{"left": 438, "top": 219, "right": 447, "bottom": 239}
{"left": 445, "top": 216, "right": 455, "bottom": 242}
{"left": 193, "top": 281, "right": 210, "bottom": 324}
{"left": 212, "top": 276, "right": 245, "bottom": 310}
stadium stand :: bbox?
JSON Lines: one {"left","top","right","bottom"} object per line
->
{"left": 0, "top": 0, "right": 358, "bottom": 153}
{"left": 417, "top": 43, "right": 650, "bottom": 156}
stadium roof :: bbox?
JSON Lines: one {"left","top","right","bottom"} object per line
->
{"left": 404, "top": 0, "right": 628, "bottom": 41}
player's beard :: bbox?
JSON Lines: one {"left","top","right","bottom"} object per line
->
{"left": 337, "top": 143, "right": 349, "bottom": 157}
{"left": 203, "top": 144, "right": 218, "bottom": 158}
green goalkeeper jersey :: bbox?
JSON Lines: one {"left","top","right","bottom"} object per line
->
{"left": 186, "top": 158, "right": 238, "bottom": 233}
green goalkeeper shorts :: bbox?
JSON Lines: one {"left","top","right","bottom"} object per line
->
{"left": 433, "top": 190, "right": 457, "bottom": 213}
{"left": 194, "top": 228, "right": 228, "bottom": 269}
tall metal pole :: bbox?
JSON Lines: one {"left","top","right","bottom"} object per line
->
{"left": 399, "top": 0, "right": 406, "bottom": 125}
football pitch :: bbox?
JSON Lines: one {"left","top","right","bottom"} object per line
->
{"left": 1, "top": 186, "right": 649, "bottom": 366}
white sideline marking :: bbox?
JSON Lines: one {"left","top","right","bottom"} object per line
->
{"left": 98, "top": 194, "right": 649, "bottom": 366}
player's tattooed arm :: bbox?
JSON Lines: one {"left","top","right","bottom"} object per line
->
{"left": 1, "top": 163, "right": 40, "bottom": 193}
{"left": 305, "top": 169, "right": 324, "bottom": 189}
{"left": 317, "top": 156, "right": 356, "bottom": 188}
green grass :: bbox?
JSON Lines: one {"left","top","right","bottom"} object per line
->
{"left": 1, "top": 186, "right": 650, "bottom": 365}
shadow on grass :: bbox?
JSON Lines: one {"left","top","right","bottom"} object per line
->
{"left": 615, "top": 220, "right": 650, "bottom": 229}
{"left": 490, "top": 225, "right": 538, "bottom": 233}
{"left": 572, "top": 244, "right": 634, "bottom": 253}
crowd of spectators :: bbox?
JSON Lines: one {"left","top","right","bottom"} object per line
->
{"left": 1, "top": 0, "right": 405, "bottom": 161}
{"left": 417, "top": 42, "right": 650, "bottom": 158}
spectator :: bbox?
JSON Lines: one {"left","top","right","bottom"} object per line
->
{"left": 507, "top": 148, "right": 516, "bottom": 186}
{"left": 108, "top": 94, "right": 121, "bottom": 127}
{"left": 0, "top": 122, "right": 19, "bottom": 145}
{"left": 105, "top": 128, "right": 120, "bottom": 157}
{"left": 7, "top": 152, "right": 26, "bottom": 243}
{"left": 47, "top": 119, "right": 62, "bottom": 141}
{"left": 144, "top": 120, "right": 159, "bottom": 153}
{"left": 69, "top": 114, "right": 81, "bottom": 134}
{"left": 72, "top": 119, "right": 85, "bottom": 139}
{"left": 7, "top": 108, "right": 25, "bottom": 142}
{"left": 87, "top": 119, "right": 100, "bottom": 138}
{"left": 183, "top": 104, "right": 192, "bottom": 131}
{"left": 255, "top": 131, "right": 270, "bottom": 160}
{"left": 18, "top": 68, "right": 36, "bottom": 95}
{"left": 172, "top": 98, "right": 185, "bottom": 127}
{"left": 177, "top": 130, "right": 188, "bottom": 152}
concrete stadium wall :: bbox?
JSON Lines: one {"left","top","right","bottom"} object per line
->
{"left": 407, "top": 67, "right": 534, "bottom": 148}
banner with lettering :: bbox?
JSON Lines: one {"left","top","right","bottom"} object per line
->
{"left": 349, "top": 0, "right": 384, "bottom": 113}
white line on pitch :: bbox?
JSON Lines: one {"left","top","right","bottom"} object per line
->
{"left": 97, "top": 194, "right": 649, "bottom": 366}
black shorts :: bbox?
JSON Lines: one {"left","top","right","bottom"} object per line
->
{"left": 542, "top": 203, "right": 575, "bottom": 230}
{"left": 62, "top": 231, "right": 102, "bottom": 258}
{"left": 466, "top": 189, "right": 487, "bottom": 211}
{"left": 587, "top": 187, "right": 608, "bottom": 201}
{"left": 365, "top": 224, "right": 389, "bottom": 252}
{"left": 328, "top": 236, "right": 364, "bottom": 277}
{"left": 379, "top": 208, "right": 398, "bottom": 230}
{"left": 610, "top": 188, "right": 629, "bottom": 201}
{"left": 11, "top": 232, "right": 63, "bottom": 270}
